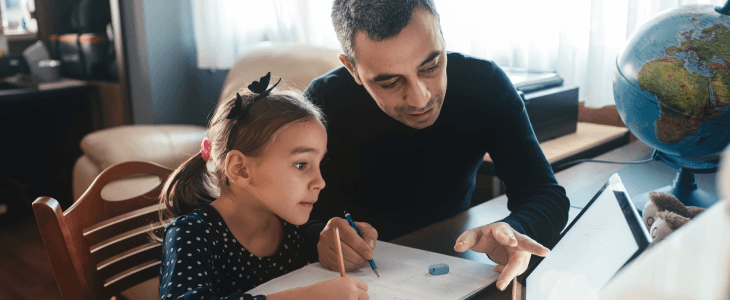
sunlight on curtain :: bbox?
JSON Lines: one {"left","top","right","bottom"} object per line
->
{"left": 437, "top": 0, "right": 725, "bottom": 107}
{"left": 191, "top": 0, "right": 726, "bottom": 107}
{"left": 191, "top": 0, "right": 339, "bottom": 70}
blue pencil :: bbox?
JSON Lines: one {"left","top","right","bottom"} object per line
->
{"left": 344, "top": 211, "right": 380, "bottom": 277}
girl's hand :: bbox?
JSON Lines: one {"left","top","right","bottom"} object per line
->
{"left": 303, "top": 277, "right": 369, "bottom": 299}
{"left": 268, "top": 277, "right": 369, "bottom": 300}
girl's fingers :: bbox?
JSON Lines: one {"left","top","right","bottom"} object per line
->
{"left": 349, "top": 277, "right": 368, "bottom": 291}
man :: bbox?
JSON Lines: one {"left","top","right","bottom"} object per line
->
{"left": 305, "top": 0, "right": 569, "bottom": 291}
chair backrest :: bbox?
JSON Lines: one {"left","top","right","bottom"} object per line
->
{"left": 33, "top": 161, "right": 173, "bottom": 300}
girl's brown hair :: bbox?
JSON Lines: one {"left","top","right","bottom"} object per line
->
{"left": 151, "top": 88, "right": 324, "bottom": 241}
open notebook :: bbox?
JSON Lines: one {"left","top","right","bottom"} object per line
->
{"left": 246, "top": 241, "right": 500, "bottom": 300}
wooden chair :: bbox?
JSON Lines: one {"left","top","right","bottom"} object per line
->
{"left": 33, "top": 161, "right": 173, "bottom": 300}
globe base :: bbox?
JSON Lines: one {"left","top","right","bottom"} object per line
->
{"left": 633, "top": 167, "right": 720, "bottom": 215}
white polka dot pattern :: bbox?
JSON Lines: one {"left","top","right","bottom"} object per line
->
{"left": 159, "top": 204, "right": 315, "bottom": 299}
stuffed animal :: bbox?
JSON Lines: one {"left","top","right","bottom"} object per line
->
{"left": 642, "top": 191, "right": 706, "bottom": 243}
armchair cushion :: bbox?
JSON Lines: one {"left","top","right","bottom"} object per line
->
{"left": 81, "top": 125, "right": 206, "bottom": 170}
{"left": 73, "top": 125, "right": 207, "bottom": 200}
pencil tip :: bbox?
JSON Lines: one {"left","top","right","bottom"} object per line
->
{"left": 374, "top": 269, "right": 380, "bottom": 277}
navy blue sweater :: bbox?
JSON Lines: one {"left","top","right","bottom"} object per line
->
{"left": 304, "top": 52, "right": 569, "bottom": 244}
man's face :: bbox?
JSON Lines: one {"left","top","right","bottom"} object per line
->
{"left": 344, "top": 8, "right": 447, "bottom": 129}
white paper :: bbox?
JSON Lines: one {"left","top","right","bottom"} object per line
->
{"left": 247, "top": 241, "right": 499, "bottom": 300}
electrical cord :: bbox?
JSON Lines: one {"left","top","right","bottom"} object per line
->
{"left": 555, "top": 157, "right": 655, "bottom": 170}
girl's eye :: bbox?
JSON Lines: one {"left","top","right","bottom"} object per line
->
{"left": 295, "top": 162, "right": 306, "bottom": 170}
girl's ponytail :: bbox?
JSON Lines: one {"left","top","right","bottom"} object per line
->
{"left": 151, "top": 152, "right": 216, "bottom": 242}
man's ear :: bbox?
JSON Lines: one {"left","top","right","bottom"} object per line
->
{"left": 224, "top": 150, "right": 250, "bottom": 186}
{"left": 339, "top": 54, "right": 363, "bottom": 86}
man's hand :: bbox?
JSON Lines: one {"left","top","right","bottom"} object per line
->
{"left": 454, "top": 222, "right": 549, "bottom": 291}
{"left": 318, "top": 217, "right": 378, "bottom": 272}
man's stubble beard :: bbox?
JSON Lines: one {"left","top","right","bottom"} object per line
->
{"left": 395, "top": 95, "right": 444, "bottom": 129}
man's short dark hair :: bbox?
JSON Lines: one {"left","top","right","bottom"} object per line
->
{"left": 332, "top": 0, "right": 440, "bottom": 64}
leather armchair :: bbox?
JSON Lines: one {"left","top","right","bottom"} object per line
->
{"left": 72, "top": 125, "right": 207, "bottom": 200}
{"left": 218, "top": 43, "right": 342, "bottom": 103}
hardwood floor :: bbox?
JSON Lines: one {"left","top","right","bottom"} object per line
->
{"left": 0, "top": 213, "right": 62, "bottom": 300}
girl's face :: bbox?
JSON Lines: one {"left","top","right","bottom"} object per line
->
{"left": 245, "top": 119, "right": 327, "bottom": 225}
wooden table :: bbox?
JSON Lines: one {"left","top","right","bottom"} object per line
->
{"left": 479, "top": 122, "right": 631, "bottom": 176}
{"left": 555, "top": 140, "right": 718, "bottom": 209}
{"left": 390, "top": 140, "right": 719, "bottom": 299}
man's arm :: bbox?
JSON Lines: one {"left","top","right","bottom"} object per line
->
{"left": 454, "top": 65, "right": 569, "bottom": 291}
{"left": 486, "top": 66, "right": 570, "bottom": 246}
{"left": 451, "top": 57, "right": 569, "bottom": 290}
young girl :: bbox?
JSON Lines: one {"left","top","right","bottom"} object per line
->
{"left": 156, "top": 73, "right": 368, "bottom": 300}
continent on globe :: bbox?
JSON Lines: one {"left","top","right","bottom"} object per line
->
{"left": 615, "top": 4, "right": 730, "bottom": 159}
{"left": 676, "top": 24, "right": 729, "bottom": 65}
{"left": 636, "top": 23, "right": 730, "bottom": 145}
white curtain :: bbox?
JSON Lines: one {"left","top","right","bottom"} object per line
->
{"left": 191, "top": 0, "right": 340, "bottom": 69}
{"left": 191, "top": 0, "right": 726, "bottom": 108}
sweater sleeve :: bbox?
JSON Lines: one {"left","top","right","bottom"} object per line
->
{"left": 484, "top": 66, "right": 570, "bottom": 247}
{"left": 159, "top": 217, "right": 262, "bottom": 300}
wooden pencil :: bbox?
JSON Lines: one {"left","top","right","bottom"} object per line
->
{"left": 334, "top": 227, "right": 346, "bottom": 277}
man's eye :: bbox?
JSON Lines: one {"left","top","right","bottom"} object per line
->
{"left": 295, "top": 162, "right": 306, "bottom": 169}
{"left": 381, "top": 80, "right": 398, "bottom": 89}
{"left": 424, "top": 63, "right": 440, "bottom": 73}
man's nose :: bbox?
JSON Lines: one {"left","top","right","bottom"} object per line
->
{"left": 405, "top": 79, "right": 431, "bottom": 109}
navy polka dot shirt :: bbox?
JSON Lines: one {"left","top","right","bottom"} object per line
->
{"left": 159, "top": 203, "right": 316, "bottom": 299}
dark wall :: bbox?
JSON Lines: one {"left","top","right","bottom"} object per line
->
{"left": 123, "top": 0, "right": 228, "bottom": 126}
{"left": 121, "top": 0, "right": 154, "bottom": 125}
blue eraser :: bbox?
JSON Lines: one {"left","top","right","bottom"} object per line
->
{"left": 428, "top": 263, "right": 449, "bottom": 275}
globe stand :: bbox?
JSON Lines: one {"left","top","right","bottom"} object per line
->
{"left": 633, "top": 150, "right": 720, "bottom": 214}
{"left": 716, "top": 0, "right": 730, "bottom": 15}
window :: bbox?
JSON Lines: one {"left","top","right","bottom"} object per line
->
{"left": 0, "top": 0, "right": 37, "bottom": 37}
{"left": 192, "top": 0, "right": 727, "bottom": 108}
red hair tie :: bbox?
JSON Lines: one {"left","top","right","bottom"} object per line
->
{"left": 201, "top": 138, "right": 211, "bottom": 161}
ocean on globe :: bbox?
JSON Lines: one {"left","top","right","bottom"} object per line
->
{"left": 614, "top": 4, "right": 730, "bottom": 159}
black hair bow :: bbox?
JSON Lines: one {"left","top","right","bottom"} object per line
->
{"left": 226, "top": 72, "right": 282, "bottom": 119}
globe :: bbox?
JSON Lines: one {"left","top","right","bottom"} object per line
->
{"left": 614, "top": 3, "right": 730, "bottom": 208}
